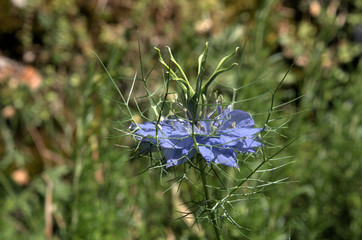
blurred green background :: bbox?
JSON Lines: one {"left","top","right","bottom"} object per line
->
{"left": 0, "top": 0, "right": 361, "bottom": 239}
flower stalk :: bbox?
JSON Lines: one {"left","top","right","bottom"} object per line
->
{"left": 199, "top": 159, "right": 222, "bottom": 240}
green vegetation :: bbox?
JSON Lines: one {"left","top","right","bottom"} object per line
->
{"left": 0, "top": 0, "right": 361, "bottom": 239}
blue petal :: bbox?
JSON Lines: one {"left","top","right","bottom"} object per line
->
{"left": 164, "top": 147, "right": 196, "bottom": 168}
{"left": 133, "top": 122, "right": 159, "bottom": 138}
{"left": 159, "top": 136, "right": 194, "bottom": 149}
{"left": 198, "top": 145, "right": 213, "bottom": 164}
{"left": 133, "top": 119, "right": 195, "bottom": 150}
{"left": 205, "top": 135, "right": 239, "bottom": 147}
{"left": 198, "top": 145, "right": 238, "bottom": 167}
{"left": 219, "top": 110, "right": 255, "bottom": 130}
{"left": 235, "top": 138, "right": 262, "bottom": 153}
{"left": 211, "top": 148, "right": 238, "bottom": 168}
{"left": 163, "top": 119, "right": 191, "bottom": 134}
{"left": 198, "top": 119, "right": 213, "bottom": 134}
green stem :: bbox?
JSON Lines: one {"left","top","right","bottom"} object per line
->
{"left": 199, "top": 160, "right": 222, "bottom": 240}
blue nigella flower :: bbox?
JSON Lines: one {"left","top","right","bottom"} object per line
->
{"left": 130, "top": 105, "right": 262, "bottom": 168}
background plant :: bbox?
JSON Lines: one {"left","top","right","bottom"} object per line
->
{"left": 0, "top": 0, "right": 361, "bottom": 239}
